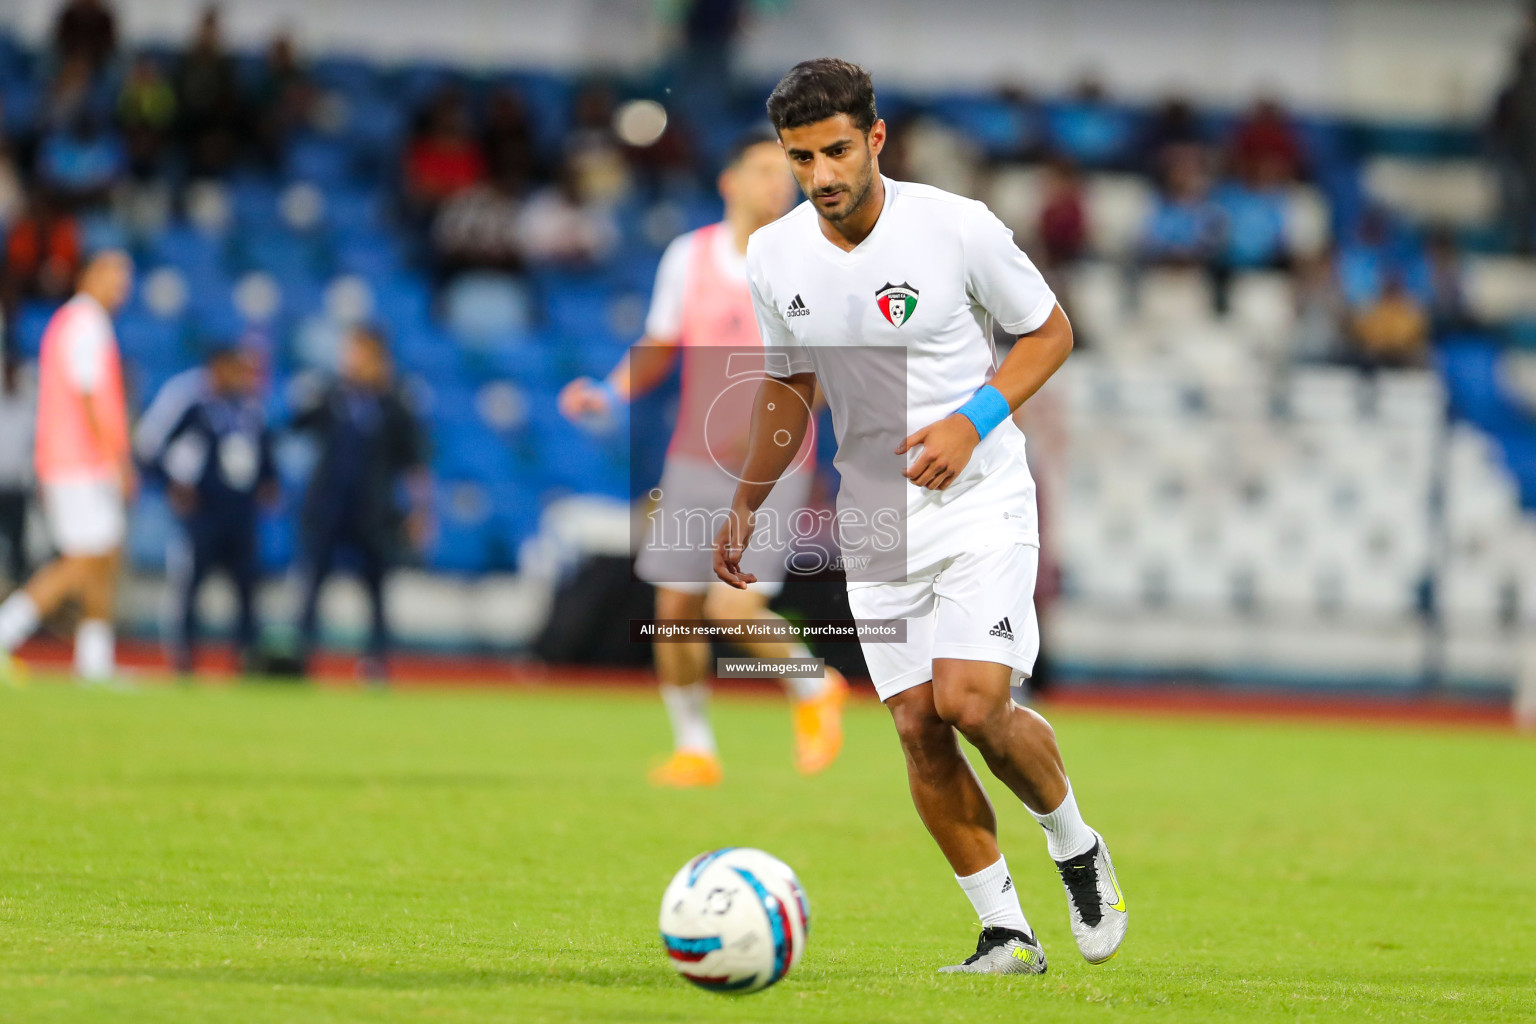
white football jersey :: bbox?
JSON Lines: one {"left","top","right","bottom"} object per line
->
{"left": 745, "top": 177, "right": 1059, "bottom": 575}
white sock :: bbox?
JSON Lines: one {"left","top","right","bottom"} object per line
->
{"left": 660, "top": 682, "right": 716, "bottom": 754}
{"left": 781, "top": 643, "right": 829, "bottom": 701}
{"left": 74, "top": 619, "right": 115, "bottom": 681}
{"left": 1030, "top": 782, "right": 1098, "bottom": 861}
{"left": 0, "top": 591, "right": 39, "bottom": 651}
{"left": 955, "top": 855, "right": 1031, "bottom": 935}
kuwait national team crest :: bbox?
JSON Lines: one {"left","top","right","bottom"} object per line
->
{"left": 875, "top": 282, "right": 919, "bottom": 327}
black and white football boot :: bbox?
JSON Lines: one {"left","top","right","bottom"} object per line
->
{"left": 1054, "top": 829, "right": 1128, "bottom": 964}
{"left": 938, "top": 927, "right": 1048, "bottom": 975}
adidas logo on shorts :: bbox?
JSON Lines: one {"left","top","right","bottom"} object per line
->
{"left": 989, "top": 617, "right": 1015, "bottom": 641}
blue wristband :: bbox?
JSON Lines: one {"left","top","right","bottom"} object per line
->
{"left": 954, "top": 384, "right": 1011, "bottom": 440}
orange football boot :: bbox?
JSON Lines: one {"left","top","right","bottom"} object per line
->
{"left": 792, "top": 668, "right": 848, "bottom": 775}
{"left": 648, "top": 748, "right": 724, "bottom": 788}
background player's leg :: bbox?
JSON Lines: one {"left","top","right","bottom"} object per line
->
{"left": 228, "top": 534, "right": 260, "bottom": 673}
{"left": 167, "top": 533, "right": 208, "bottom": 675}
{"left": 294, "top": 531, "right": 336, "bottom": 671}
{"left": 358, "top": 540, "right": 390, "bottom": 682}
{"left": 704, "top": 583, "right": 846, "bottom": 774}
{"left": 74, "top": 550, "right": 121, "bottom": 682}
{"left": 0, "top": 556, "right": 93, "bottom": 653}
{"left": 650, "top": 586, "right": 719, "bottom": 786}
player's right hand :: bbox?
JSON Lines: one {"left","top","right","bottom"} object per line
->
{"left": 713, "top": 503, "right": 759, "bottom": 590}
{"left": 557, "top": 377, "right": 612, "bottom": 422}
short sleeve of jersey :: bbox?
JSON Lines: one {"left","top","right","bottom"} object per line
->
{"left": 642, "top": 233, "right": 692, "bottom": 342}
{"left": 746, "top": 239, "right": 816, "bottom": 379}
{"left": 64, "top": 305, "right": 112, "bottom": 394}
{"left": 961, "top": 201, "right": 1058, "bottom": 335}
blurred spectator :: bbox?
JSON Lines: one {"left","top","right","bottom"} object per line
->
{"left": 251, "top": 31, "right": 316, "bottom": 168}
{"left": 1336, "top": 206, "right": 1431, "bottom": 309}
{"left": 1141, "top": 95, "right": 1206, "bottom": 174}
{"left": 404, "top": 89, "right": 486, "bottom": 218}
{"left": 518, "top": 155, "right": 620, "bottom": 267}
{"left": 43, "top": 54, "right": 96, "bottom": 132}
{"left": 1290, "top": 250, "right": 1346, "bottom": 364}
{"left": 2, "top": 194, "right": 82, "bottom": 317}
{"left": 1139, "top": 146, "right": 1223, "bottom": 266}
{"left": 482, "top": 87, "right": 539, "bottom": 189}
{"left": 1213, "top": 151, "right": 1291, "bottom": 270}
{"left": 1047, "top": 76, "right": 1133, "bottom": 168}
{"left": 53, "top": 0, "right": 116, "bottom": 76}
{"left": 290, "top": 325, "right": 430, "bottom": 682}
{"left": 136, "top": 342, "right": 276, "bottom": 674}
{"left": 0, "top": 140, "right": 23, "bottom": 230}
{"left": 432, "top": 172, "right": 524, "bottom": 277}
{"left": 1489, "top": 29, "right": 1536, "bottom": 252}
{"left": 1350, "top": 273, "right": 1429, "bottom": 369}
{"left": 117, "top": 54, "right": 177, "bottom": 178}
{"left": 1037, "top": 158, "right": 1087, "bottom": 268}
{"left": 1230, "top": 96, "right": 1305, "bottom": 183}
{"left": 36, "top": 113, "right": 126, "bottom": 208}
{"left": 0, "top": 357, "right": 35, "bottom": 585}
{"left": 175, "top": 6, "right": 246, "bottom": 176}
{"left": 1425, "top": 228, "right": 1472, "bottom": 333}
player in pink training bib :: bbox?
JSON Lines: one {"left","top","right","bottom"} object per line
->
{"left": 0, "top": 250, "right": 136, "bottom": 686}
{"left": 560, "top": 132, "right": 847, "bottom": 787}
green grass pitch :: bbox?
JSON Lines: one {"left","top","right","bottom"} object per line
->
{"left": 1, "top": 679, "right": 1533, "bottom": 1023}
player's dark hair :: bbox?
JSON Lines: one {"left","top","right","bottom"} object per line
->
{"left": 723, "top": 128, "right": 779, "bottom": 169}
{"left": 766, "top": 58, "right": 878, "bottom": 134}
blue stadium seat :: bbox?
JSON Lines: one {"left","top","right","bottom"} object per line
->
{"left": 932, "top": 95, "right": 1037, "bottom": 158}
{"left": 151, "top": 225, "right": 225, "bottom": 274}
{"left": 115, "top": 313, "right": 185, "bottom": 363}
{"left": 334, "top": 231, "right": 406, "bottom": 282}
{"left": 285, "top": 136, "right": 353, "bottom": 185}
{"left": 1435, "top": 339, "right": 1534, "bottom": 435}
{"left": 13, "top": 301, "right": 59, "bottom": 358}
{"left": 445, "top": 272, "right": 533, "bottom": 341}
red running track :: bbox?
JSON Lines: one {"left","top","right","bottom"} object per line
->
{"left": 12, "top": 637, "right": 1519, "bottom": 731}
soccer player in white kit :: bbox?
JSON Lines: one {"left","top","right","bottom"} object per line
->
{"left": 560, "top": 133, "right": 847, "bottom": 788}
{"left": 0, "top": 250, "right": 136, "bottom": 686}
{"left": 714, "top": 60, "right": 1129, "bottom": 973}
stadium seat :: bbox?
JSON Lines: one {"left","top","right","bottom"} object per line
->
{"left": 1462, "top": 256, "right": 1536, "bottom": 323}
{"left": 1085, "top": 174, "right": 1153, "bottom": 259}
{"left": 444, "top": 272, "right": 534, "bottom": 341}
{"left": 1363, "top": 158, "right": 1497, "bottom": 228}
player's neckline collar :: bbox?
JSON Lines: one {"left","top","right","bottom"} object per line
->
{"left": 814, "top": 176, "right": 896, "bottom": 261}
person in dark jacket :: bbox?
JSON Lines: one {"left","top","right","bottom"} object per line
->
{"left": 138, "top": 340, "right": 276, "bottom": 675}
{"left": 290, "top": 324, "right": 430, "bottom": 681}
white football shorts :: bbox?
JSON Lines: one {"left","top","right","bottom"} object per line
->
{"left": 635, "top": 456, "right": 816, "bottom": 598}
{"left": 847, "top": 542, "right": 1041, "bottom": 702}
{"left": 42, "top": 477, "right": 126, "bottom": 557}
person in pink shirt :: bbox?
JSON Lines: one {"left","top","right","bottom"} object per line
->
{"left": 0, "top": 249, "right": 135, "bottom": 685}
{"left": 560, "top": 133, "right": 847, "bottom": 787}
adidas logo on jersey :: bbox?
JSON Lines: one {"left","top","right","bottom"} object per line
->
{"left": 989, "top": 617, "right": 1015, "bottom": 640}
{"left": 785, "top": 294, "right": 811, "bottom": 318}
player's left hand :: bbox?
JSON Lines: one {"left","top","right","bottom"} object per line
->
{"left": 897, "top": 414, "right": 980, "bottom": 491}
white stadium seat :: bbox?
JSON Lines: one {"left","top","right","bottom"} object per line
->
{"left": 1463, "top": 256, "right": 1536, "bottom": 323}
{"left": 1362, "top": 157, "right": 1498, "bottom": 228}
{"left": 1085, "top": 173, "right": 1154, "bottom": 260}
